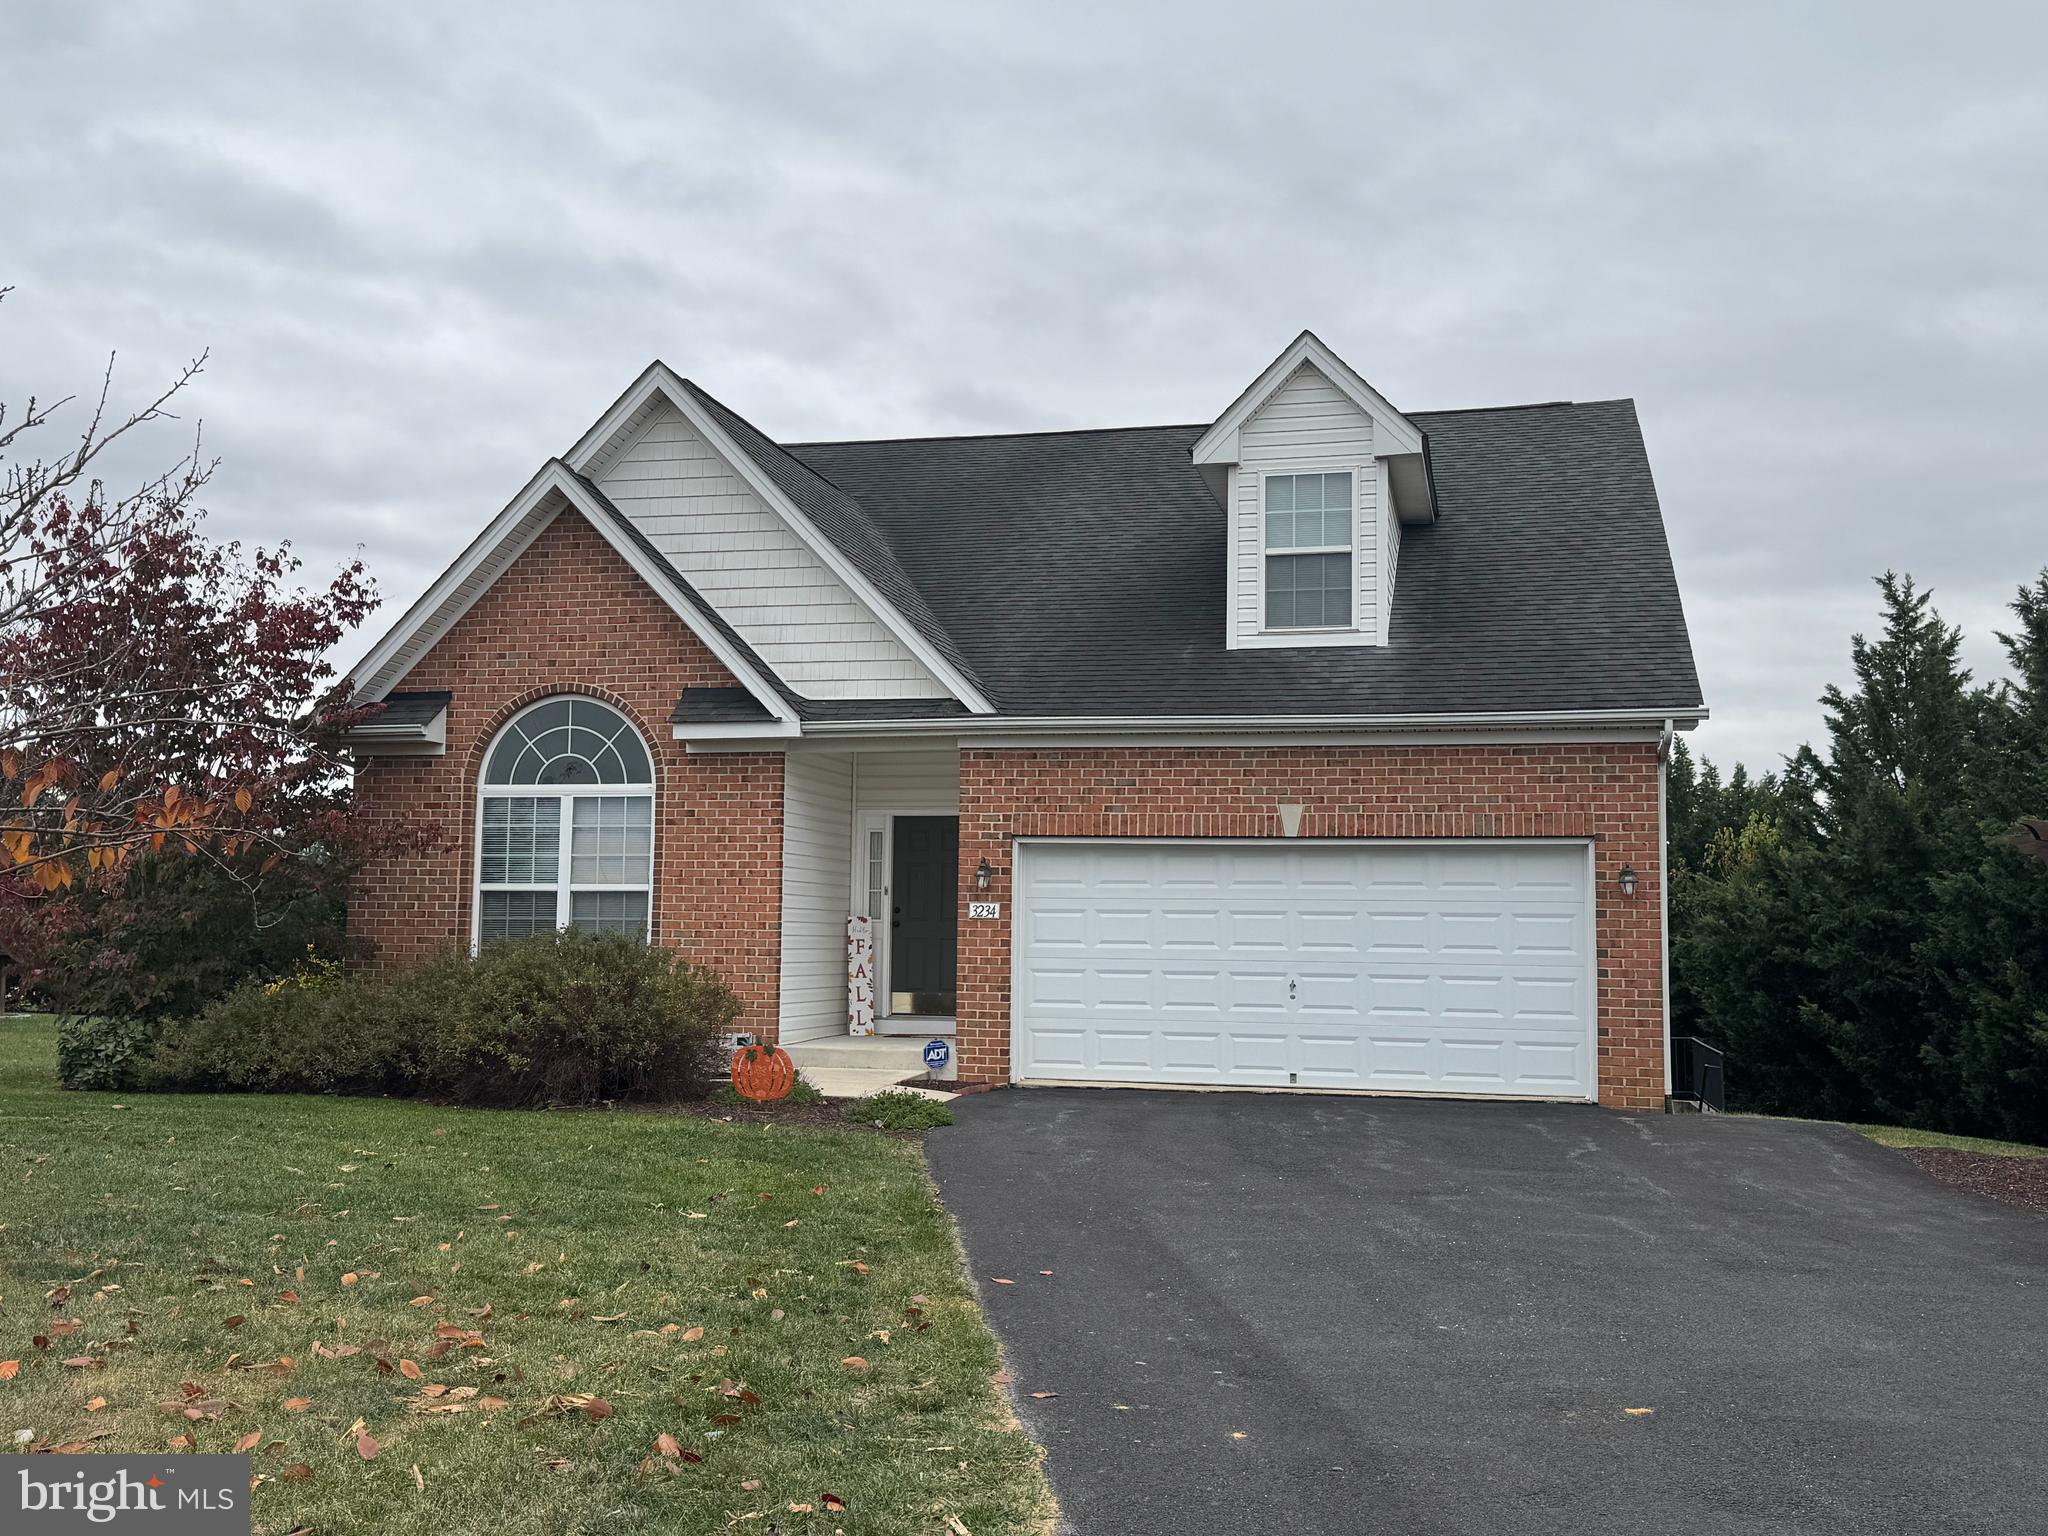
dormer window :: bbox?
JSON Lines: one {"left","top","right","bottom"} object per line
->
{"left": 1264, "top": 471, "right": 1353, "bottom": 630}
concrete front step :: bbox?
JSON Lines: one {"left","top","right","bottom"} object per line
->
{"left": 782, "top": 1037, "right": 938, "bottom": 1101}
{"left": 784, "top": 1037, "right": 929, "bottom": 1073}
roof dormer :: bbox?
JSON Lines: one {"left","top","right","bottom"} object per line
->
{"left": 1195, "top": 331, "right": 1436, "bottom": 650}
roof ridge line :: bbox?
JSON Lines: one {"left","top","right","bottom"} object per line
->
{"left": 788, "top": 421, "right": 1209, "bottom": 450}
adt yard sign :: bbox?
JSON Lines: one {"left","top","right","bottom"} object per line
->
{"left": 923, "top": 1038, "right": 952, "bottom": 1072}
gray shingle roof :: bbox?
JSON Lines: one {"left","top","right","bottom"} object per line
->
{"left": 370, "top": 690, "right": 450, "bottom": 725}
{"left": 786, "top": 399, "right": 1702, "bottom": 718}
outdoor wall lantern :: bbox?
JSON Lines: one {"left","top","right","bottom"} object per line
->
{"left": 1618, "top": 863, "right": 1639, "bottom": 898}
{"left": 975, "top": 857, "right": 994, "bottom": 891}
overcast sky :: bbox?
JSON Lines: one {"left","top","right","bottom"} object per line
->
{"left": 7, "top": 2, "right": 2044, "bottom": 772}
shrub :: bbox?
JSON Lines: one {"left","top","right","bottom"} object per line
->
{"left": 407, "top": 930, "right": 738, "bottom": 1107}
{"left": 144, "top": 971, "right": 409, "bottom": 1095}
{"left": 55, "top": 1014, "right": 160, "bottom": 1091}
{"left": 61, "top": 931, "right": 740, "bottom": 1108}
{"left": 843, "top": 1088, "right": 954, "bottom": 1132}
{"left": 33, "top": 848, "right": 351, "bottom": 1028}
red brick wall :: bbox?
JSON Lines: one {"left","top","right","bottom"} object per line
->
{"left": 349, "top": 510, "right": 785, "bottom": 1037}
{"left": 954, "top": 742, "right": 1666, "bottom": 1110}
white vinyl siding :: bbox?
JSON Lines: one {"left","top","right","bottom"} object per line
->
{"left": 597, "top": 402, "right": 948, "bottom": 700}
{"left": 1230, "top": 364, "right": 1380, "bottom": 648}
{"left": 779, "top": 753, "right": 856, "bottom": 1044}
{"left": 851, "top": 751, "right": 960, "bottom": 818}
{"left": 1378, "top": 458, "right": 1401, "bottom": 644}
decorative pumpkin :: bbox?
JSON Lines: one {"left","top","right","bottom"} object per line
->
{"left": 730, "top": 1042, "right": 796, "bottom": 1103}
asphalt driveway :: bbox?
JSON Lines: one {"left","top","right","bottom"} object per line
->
{"left": 927, "top": 1090, "right": 2047, "bottom": 1536}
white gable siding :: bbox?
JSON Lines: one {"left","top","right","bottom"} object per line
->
{"left": 1229, "top": 364, "right": 1382, "bottom": 649}
{"left": 779, "top": 752, "right": 855, "bottom": 1044}
{"left": 597, "top": 403, "right": 949, "bottom": 699}
{"left": 1378, "top": 458, "right": 1401, "bottom": 644}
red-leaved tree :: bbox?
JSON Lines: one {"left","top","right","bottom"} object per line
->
{"left": 0, "top": 288, "right": 387, "bottom": 1008}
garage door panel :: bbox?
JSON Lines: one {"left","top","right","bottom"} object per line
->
{"left": 1225, "top": 1032, "right": 1290, "bottom": 1077}
{"left": 1015, "top": 841, "right": 1594, "bottom": 1100}
{"left": 1160, "top": 908, "right": 1223, "bottom": 950}
{"left": 1364, "top": 909, "right": 1432, "bottom": 954}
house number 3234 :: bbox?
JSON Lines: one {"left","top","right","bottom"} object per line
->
{"left": 967, "top": 900, "right": 1001, "bottom": 920}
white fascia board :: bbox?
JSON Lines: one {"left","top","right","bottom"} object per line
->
{"left": 1193, "top": 330, "right": 1425, "bottom": 466}
{"left": 673, "top": 719, "right": 802, "bottom": 743}
{"left": 565, "top": 363, "right": 996, "bottom": 716}
{"left": 347, "top": 461, "right": 797, "bottom": 727}
{"left": 677, "top": 706, "right": 1708, "bottom": 748}
{"left": 344, "top": 708, "right": 449, "bottom": 756}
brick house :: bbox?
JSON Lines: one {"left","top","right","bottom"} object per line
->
{"left": 346, "top": 331, "right": 1704, "bottom": 1110}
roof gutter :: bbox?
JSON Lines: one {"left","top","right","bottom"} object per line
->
{"left": 787, "top": 706, "right": 1710, "bottom": 740}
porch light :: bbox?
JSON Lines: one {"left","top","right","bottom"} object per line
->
{"left": 975, "top": 857, "right": 994, "bottom": 891}
{"left": 1618, "top": 864, "right": 1639, "bottom": 898}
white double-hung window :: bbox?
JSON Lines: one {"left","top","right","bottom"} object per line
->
{"left": 1263, "top": 470, "right": 1353, "bottom": 630}
{"left": 475, "top": 697, "right": 654, "bottom": 944}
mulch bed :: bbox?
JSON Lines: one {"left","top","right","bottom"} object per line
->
{"left": 1901, "top": 1148, "right": 2048, "bottom": 1216}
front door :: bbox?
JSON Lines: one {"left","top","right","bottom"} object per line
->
{"left": 890, "top": 816, "right": 958, "bottom": 1016}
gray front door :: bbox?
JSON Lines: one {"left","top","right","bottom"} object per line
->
{"left": 890, "top": 816, "right": 958, "bottom": 1015}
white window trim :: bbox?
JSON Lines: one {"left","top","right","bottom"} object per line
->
{"left": 1257, "top": 469, "right": 1363, "bottom": 638}
{"left": 472, "top": 698, "right": 657, "bottom": 951}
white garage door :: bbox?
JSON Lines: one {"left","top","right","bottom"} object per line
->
{"left": 1014, "top": 840, "right": 1595, "bottom": 1099}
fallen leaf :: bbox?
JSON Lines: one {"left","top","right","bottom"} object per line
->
{"left": 478, "top": 1396, "right": 509, "bottom": 1411}
{"left": 61, "top": 1357, "right": 102, "bottom": 1370}
{"left": 412, "top": 1463, "right": 425, "bottom": 1492}
{"left": 408, "top": 1296, "right": 435, "bottom": 1308}
{"left": 741, "top": 1478, "right": 762, "bottom": 1491}
{"left": 788, "top": 1504, "right": 814, "bottom": 1515}
{"left": 1040, "top": 1270, "right": 1054, "bottom": 1276}
{"left": 234, "top": 1431, "right": 262, "bottom": 1453}
{"left": 85, "top": 1396, "right": 107, "bottom": 1412}
{"left": 990, "top": 1277, "right": 1014, "bottom": 1286}
{"left": 850, "top": 1262, "right": 870, "bottom": 1276}
{"left": 356, "top": 1430, "right": 380, "bottom": 1460}
{"left": 168, "top": 1433, "right": 197, "bottom": 1451}
{"left": 281, "top": 1462, "right": 313, "bottom": 1482}
{"left": 398, "top": 1359, "right": 422, "bottom": 1381}
{"left": 655, "top": 1432, "right": 683, "bottom": 1458}
{"left": 1230, "top": 1430, "right": 1248, "bottom": 1440}
{"left": 224, "top": 1315, "right": 246, "bottom": 1329}
{"left": 584, "top": 1397, "right": 613, "bottom": 1422}
{"left": 0, "top": 1361, "right": 17, "bottom": 1380}
{"left": 279, "top": 1290, "right": 299, "bottom": 1304}
{"left": 540, "top": 1456, "right": 573, "bottom": 1472}
{"left": 821, "top": 1492, "right": 846, "bottom": 1512}
{"left": 840, "top": 1356, "right": 869, "bottom": 1371}
{"left": 1029, "top": 1391, "right": 1059, "bottom": 1400}
{"left": 680, "top": 1326, "right": 705, "bottom": 1343}
{"left": 340, "top": 1273, "right": 358, "bottom": 1287}
{"left": 946, "top": 1517, "right": 972, "bottom": 1535}
{"left": 1624, "top": 1407, "right": 1655, "bottom": 1416}
{"left": 283, "top": 1397, "right": 313, "bottom": 1412}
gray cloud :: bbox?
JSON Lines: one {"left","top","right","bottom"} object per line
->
{"left": 5, "top": 0, "right": 2044, "bottom": 772}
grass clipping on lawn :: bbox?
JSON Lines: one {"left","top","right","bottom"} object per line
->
{"left": 0, "top": 1018, "right": 1052, "bottom": 1536}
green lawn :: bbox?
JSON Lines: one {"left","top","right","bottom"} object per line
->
{"left": 1851, "top": 1123, "right": 2048, "bottom": 1159}
{"left": 0, "top": 1016, "right": 1051, "bottom": 1535}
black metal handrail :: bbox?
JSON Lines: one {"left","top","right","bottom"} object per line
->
{"left": 1670, "top": 1036, "right": 1726, "bottom": 1113}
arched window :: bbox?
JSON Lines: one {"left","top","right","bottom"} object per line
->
{"left": 475, "top": 697, "right": 654, "bottom": 944}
